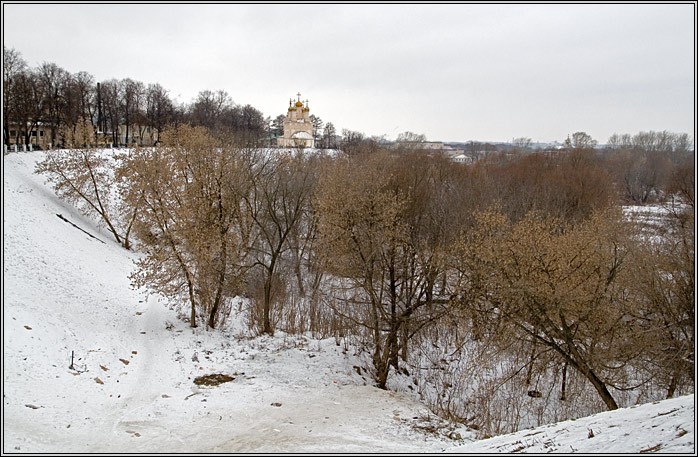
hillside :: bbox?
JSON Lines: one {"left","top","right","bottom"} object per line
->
{"left": 3, "top": 150, "right": 694, "bottom": 453}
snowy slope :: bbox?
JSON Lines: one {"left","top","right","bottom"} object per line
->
{"left": 2, "top": 150, "right": 695, "bottom": 454}
{"left": 447, "top": 394, "right": 694, "bottom": 454}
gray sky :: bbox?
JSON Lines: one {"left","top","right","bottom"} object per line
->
{"left": 3, "top": 2, "right": 695, "bottom": 143}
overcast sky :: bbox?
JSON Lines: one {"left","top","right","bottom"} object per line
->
{"left": 3, "top": 3, "right": 695, "bottom": 143}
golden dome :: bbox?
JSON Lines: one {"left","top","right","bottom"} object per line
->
{"left": 295, "top": 100, "right": 304, "bottom": 107}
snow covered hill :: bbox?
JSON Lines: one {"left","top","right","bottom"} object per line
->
{"left": 447, "top": 394, "right": 694, "bottom": 454}
{"left": 3, "top": 151, "right": 695, "bottom": 453}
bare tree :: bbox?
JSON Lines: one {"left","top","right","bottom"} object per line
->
{"left": 121, "top": 125, "right": 251, "bottom": 328}
{"left": 119, "top": 78, "right": 145, "bottom": 146}
{"left": 239, "top": 104, "right": 267, "bottom": 145}
{"left": 316, "top": 151, "right": 456, "bottom": 388}
{"left": 270, "top": 114, "right": 285, "bottom": 139}
{"left": 455, "top": 208, "right": 641, "bottom": 411}
{"left": 5, "top": 64, "right": 44, "bottom": 148}
{"left": 667, "top": 161, "right": 694, "bottom": 208}
{"left": 512, "top": 137, "right": 532, "bottom": 151}
{"left": 241, "top": 150, "right": 316, "bottom": 334}
{"left": 36, "top": 62, "right": 70, "bottom": 147}
{"left": 309, "top": 114, "right": 323, "bottom": 145}
{"left": 395, "top": 131, "right": 427, "bottom": 150}
{"left": 35, "top": 148, "right": 124, "bottom": 245}
{"left": 608, "top": 149, "right": 672, "bottom": 204}
{"left": 188, "top": 89, "right": 233, "bottom": 132}
{"left": 3, "top": 46, "right": 28, "bottom": 147}
{"left": 99, "top": 79, "right": 122, "bottom": 146}
{"left": 145, "top": 83, "right": 175, "bottom": 144}
{"left": 59, "top": 72, "right": 96, "bottom": 148}
{"left": 340, "top": 129, "right": 379, "bottom": 156}
{"left": 630, "top": 202, "right": 694, "bottom": 398}
{"left": 322, "top": 122, "right": 336, "bottom": 149}
{"left": 605, "top": 130, "right": 693, "bottom": 204}
{"left": 564, "top": 131, "right": 597, "bottom": 151}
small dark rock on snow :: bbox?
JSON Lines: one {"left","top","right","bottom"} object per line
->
{"left": 193, "top": 373, "right": 235, "bottom": 386}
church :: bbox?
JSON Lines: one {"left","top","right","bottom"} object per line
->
{"left": 277, "top": 93, "right": 315, "bottom": 148}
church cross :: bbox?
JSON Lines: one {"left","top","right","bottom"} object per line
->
{"left": 297, "top": 92, "right": 302, "bottom": 101}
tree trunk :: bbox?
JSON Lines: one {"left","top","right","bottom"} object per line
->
{"left": 400, "top": 320, "right": 409, "bottom": 362}
{"left": 374, "top": 349, "right": 389, "bottom": 390}
{"left": 525, "top": 343, "right": 536, "bottom": 385}
{"left": 85, "top": 157, "right": 123, "bottom": 245}
{"left": 587, "top": 367, "right": 617, "bottom": 410}
{"left": 208, "top": 202, "right": 229, "bottom": 330}
{"left": 186, "top": 275, "right": 197, "bottom": 328}
{"left": 207, "top": 236, "right": 228, "bottom": 330}
{"left": 556, "top": 316, "right": 618, "bottom": 410}
{"left": 262, "top": 271, "right": 273, "bottom": 335}
{"left": 564, "top": 353, "right": 617, "bottom": 410}
{"left": 560, "top": 360, "right": 568, "bottom": 401}
{"left": 167, "top": 234, "right": 197, "bottom": 328}
{"left": 667, "top": 371, "right": 678, "bottom": 399}
{"left": 122, "top": 192, "right": 143, "bottom": 251}
{"left": 373, "top": 330, "right": 398, "bottom": 391}
{"left": 294, "top": 256, "right": 305, "bottom": 297}
{"left": 388, "top": 324, "right": 399, "bottom": 371}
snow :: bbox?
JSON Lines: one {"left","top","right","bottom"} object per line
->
{"left": 3, "top": 150, "right": 695, "bottom": 453}
{"left": 447, "top": 395, "right": 694, "bottom": 454}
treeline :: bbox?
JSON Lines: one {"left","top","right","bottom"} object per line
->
{"left": 3, "top": 46, "right": 310, "bottom": 148}
{"left": 604, "top": 131, "right": 694, "bottom": 204}
{"left": 342, "top": 128, "right": 694, "bottom": 206}
{"left": 34, "top": 125, "right": 694, "bottom": 436}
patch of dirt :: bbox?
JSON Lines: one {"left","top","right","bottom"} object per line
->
{"left": 193, "top": 373, "right": 235, "bottom": 386}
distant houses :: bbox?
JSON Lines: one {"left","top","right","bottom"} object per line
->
{"left": 5, "top": 122, "right": 52, "bottom": 150}
{"left": 5, "top": 121, "right": 160, "bottom": 150}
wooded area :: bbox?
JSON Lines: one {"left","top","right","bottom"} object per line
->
{"left": 32, "top": 122, "right": 694, "bottom": 437}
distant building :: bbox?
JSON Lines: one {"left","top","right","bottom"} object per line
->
{"left": 421, "top": 141, "right": 445, "bottom": 150}
{"left": 6, "top": 122, "right": 53, "bottom": 149}
{"left": 452, "top": 153, "right": 473, "bottom": 164}
{"left": 277, "top": 93, "right": 315, "bottom": 148}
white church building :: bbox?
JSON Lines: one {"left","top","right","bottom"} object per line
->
{"left": 277, "top": 93, "right": 315, "bottom": 148}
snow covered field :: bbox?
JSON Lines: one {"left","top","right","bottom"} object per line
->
{"left": 3, "top": 150, "right": 695, "bottom": 453}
